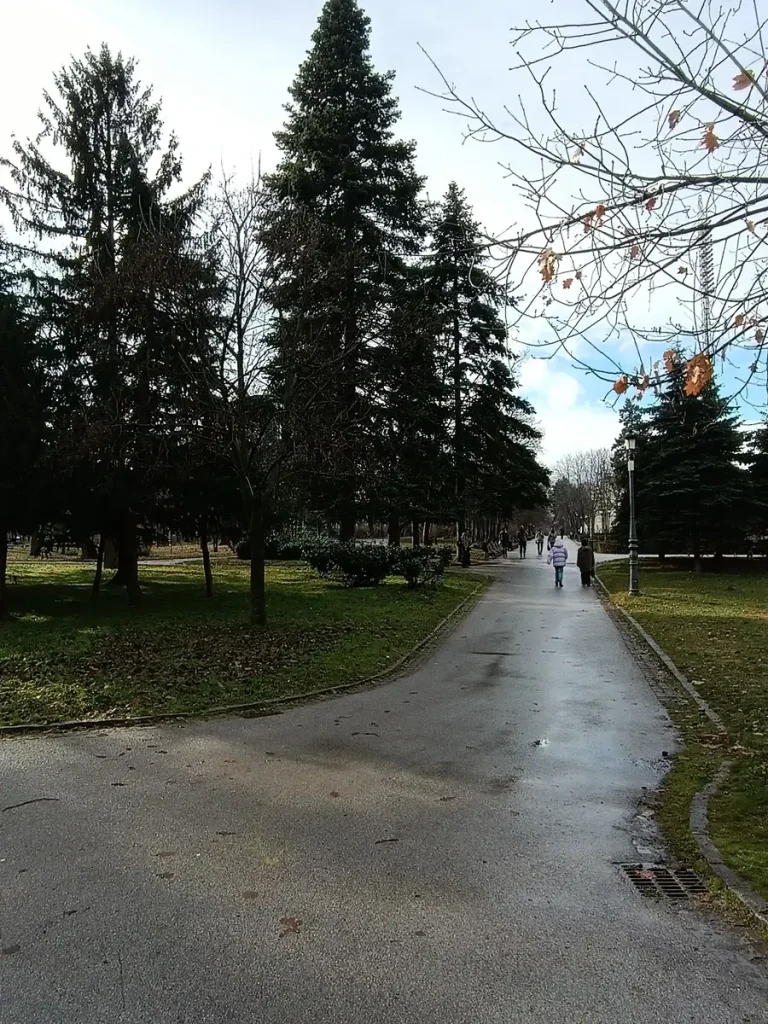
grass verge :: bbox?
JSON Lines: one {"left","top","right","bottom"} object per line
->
{"left": 598, "top": 559, "right": 768, "bottom": 906}
{"left": 0, "top": 561, "right": 486, "bottom": 727}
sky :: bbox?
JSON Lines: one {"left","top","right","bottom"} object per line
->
{"left": 1, "top": 0, "right": 627, "bottom": 464}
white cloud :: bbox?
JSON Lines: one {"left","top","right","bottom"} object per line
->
{"left": 519, "top": 357, "right": 620, "bottom": 464}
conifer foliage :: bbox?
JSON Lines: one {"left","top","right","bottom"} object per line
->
{"left": 263, "top": 0, "right": 426, "bottom": 540}
{"left": 0, "top": 9, "right": 550, "bottom": 623}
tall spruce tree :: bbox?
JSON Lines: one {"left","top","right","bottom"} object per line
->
{"left": 611, "top": 399, "right": 650, "bottom": 554}
{"left": 426, "top": 183, "right": 548, "bottom": 534}
{"left": 0, "top": 279, "right": 45, "bottom": 617}
{"left": 746, "top": 422, "right": 768, "bottom": 546}
{"left": 617, "top": 355, "right": 748, "bottom": 565}
{"left": 263, "top": 0, "right": 425, "bottom": 540}
{"left": 2, "top": 45, "right": 208, "bottom": 604}
{"left": 364, "top": 280, "right": 448, "bottom": 544}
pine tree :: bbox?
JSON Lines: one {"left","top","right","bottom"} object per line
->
{"left": 2, "top": 46, "right": 209, "bottom": 603}
{"left": 363, "top": 279, "right": 449, "bottom": 543}
{"left": 620, "top": 356, "right": 748, "bottom": 565}
{"left": 746, "top": 422, "right": 768, "bottom": 547}
{"left": 263, "top": 0, "right": 426, "bottom": 540}
{"left": 425, "top": 183, "right": 548, "bottom": 533}
{"left": 0, "top": 278, "right": 45, "bottom": 616}
{"left": 611, "top": 399, "right": 650, "bottom": 553}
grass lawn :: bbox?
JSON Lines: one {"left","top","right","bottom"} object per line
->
{"left": 0, "top": 561, "right": 485, "bottom": 727}
{"left": 598, "top": 560, "right": 768, "bottom": 903}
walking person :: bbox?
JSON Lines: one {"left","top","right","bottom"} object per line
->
{"left": 536, "top": 529, "right": 544, "bottom": 556}
{"left": 516, "top": 525, "right": 527, "bottom": 559}
{"left": 500, "top": 524, "right": 510, "bottom": 559}
{"left": 547, "top": 535, "right": 568, "bottom": 588}
{"left": 547, "top": 528, "right": 556, "bottom": 552}
{"left": 460, "top": 528, "right": 472, "bottom": 568}
{"left": 577, "top": 536, "right": 596, "bottom": 587}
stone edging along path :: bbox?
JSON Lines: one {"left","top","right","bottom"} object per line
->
{"left": 0, "top": 576, "right": 488, "bottom": 739}
{"left": 593, "top": 572, "right": 768, "bottom": 929}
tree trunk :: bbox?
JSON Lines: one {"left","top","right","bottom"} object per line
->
{"left": 80, "top": 536, "right": 98, "bottom": 560}
{"left": 0, "top": 524, "right": 8, "bottom": 619}
{"left": 412, "top": 521, "right": 421, "bottom": 547}
{"left": 452, "top": 256, "right": 465, "bottom": 550}
{"left": 423, "top": 519, "right": 432, "bottom": 546}
{"left": 109, "top": 519, "right": 142, "bottom": 606}
{"left": 387, "top": 515, "right": 401, "bottom": 547}
{"left": 200, "top": 525, "right": 213, "bottom": 599}
{"left": 249, "top": 504, "right": 266, "bottom": 626}
{"left": 91, "top": 533, "right": 106, "bottom": 602}
{"left": 339, "top": 511, "right": 356, "bottom": 543}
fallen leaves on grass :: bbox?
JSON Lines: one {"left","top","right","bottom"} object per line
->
{"left": 0, "top": 623, "right": 334, "bottom": 724}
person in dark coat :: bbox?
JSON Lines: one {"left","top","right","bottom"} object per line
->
{"left": 577, "top": 536, "right": 596, "bottom": 587}
{"left": 500, "top": 525, "right": 510, "bottom": 558}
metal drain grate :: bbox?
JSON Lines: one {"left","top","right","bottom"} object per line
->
{"left": 619, "top": 864, "right": 708, "bottom": 900}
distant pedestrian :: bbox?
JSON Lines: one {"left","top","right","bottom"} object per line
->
{"left": 536, "top": 530, "right": 544, "bottom": 556}
{"left": 547, "top": 536, "right": 568, "bottom": 588}
{"left": 577, "top": 536, "right": 596, "bottom": 587}
{"left": 547, "top": 529, "right": 556, "bottom": 551}
{"left": 516, "top": 525, "right": 527, "bottom": 559}
{"left": 500, "top": 524, "right": 510, "bottom": 558}
{"left": 460, "top": 529, "right": 472, "bottom": 568}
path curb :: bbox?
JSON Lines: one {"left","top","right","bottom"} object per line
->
{"left": 689, "top": 761, "right": 768, "bottom": 926}
{"left": 0, "top": 577, "right": 488, "bottom": 739}
{"left": 595, "top": 571, "right": 768, "bottom": 929}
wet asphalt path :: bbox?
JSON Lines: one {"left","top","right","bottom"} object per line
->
{"left": 2, "top": 556, "right": 767, "bottom": 1023}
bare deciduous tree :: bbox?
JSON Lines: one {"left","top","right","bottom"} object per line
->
{"left": 426, "top": 0, "right": 768, "bottom": 401}
{"left": 551, "top": 448, "right": 616, "bottom": 539}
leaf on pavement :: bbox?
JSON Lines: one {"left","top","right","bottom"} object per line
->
{"left": 279, "top": 916, "right": 302, "bottom": 938}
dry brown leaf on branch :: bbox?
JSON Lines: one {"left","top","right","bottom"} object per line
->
{"left": 702, "top": 123, "right": 719, "bottom": 153}
{"left": 563, "top": 277, "right": 573, "bottom": 289}
{"left": 747, "top": 220, "right": 757, "bottom": 233}
{"left": 595, "top": 204, "right": 606, "bottom": 220}
{"left": 677, "top": 264, "right": 688, "bottom": 276}
{"left": 613, "top": 376, "right": 629, "bottom": 395}
{"left": 574, "top": 270, "right": 583, "bottom": 281}
{"left": 683, "top": 354, "right": 713, "bottom": 396}
{"left": 668, "top": 109, "right": 681, "bottom": 129}
{"left": 663, "top": 349, "right": 677, "bottom": 373}
{"left": 629, "top": 243, "right": 640, "bottom": 259}
{"left": 734, "top": 313, "right": 746, "bottom": 327}
{"left": 645, "top": 196, "right": 657, "bottom": 212}
{"left": 637, "top": 374, "right": 650, "bottom": 397}
{"left": 538, "top": 248, "right": 558, "bottom": 283}
{"left": 756, "top": 328, "right": 765, "bottom": 343}
{"left": 733, "top": 70, "right": 755, "bottom": 91}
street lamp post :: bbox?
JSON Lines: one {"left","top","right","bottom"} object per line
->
{"left": 627, "top": 436, "right": 640, "bottom": 596}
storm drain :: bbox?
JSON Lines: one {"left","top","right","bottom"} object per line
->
{"left": 619, "top": 864, "right": 708, "bottom": 900}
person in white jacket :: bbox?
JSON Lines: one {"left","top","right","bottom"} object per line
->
{"left": 547, "top": 536, "right": 568, "bottom": 588}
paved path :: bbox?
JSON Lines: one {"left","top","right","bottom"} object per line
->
{"left": 2, "top": 557, "right": 767, "bottom": 1024}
